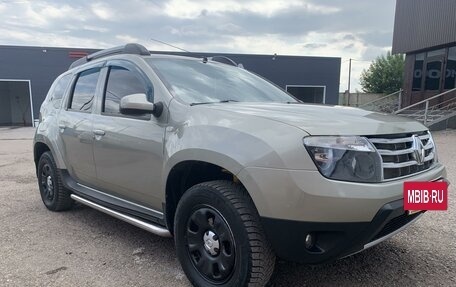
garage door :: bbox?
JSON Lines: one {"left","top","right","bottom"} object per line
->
{"left": 286, "top": 85, "right": 326, "bottom": 104}
{"left": 0, "top": 80, "right": 33, "bottom": 126}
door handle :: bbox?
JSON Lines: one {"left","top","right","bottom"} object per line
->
{"left": 93, "top": 129, "right": 106, "bottom": 136}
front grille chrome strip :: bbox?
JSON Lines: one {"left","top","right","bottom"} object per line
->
{"left": 376, "top": 141, "right": 433, "bottom": 156}
{"left": 369, "top": 133, "right": 430, "bottom": 144}
{"left": 383, "top": 153, "right": 435, "bottom": 168}
{"left": 367, "top": 131, "right": 435, "bottom": 180}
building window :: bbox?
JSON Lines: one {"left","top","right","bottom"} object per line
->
{"left": 412, "top": 53, "right": 424, "bottom": 91}
{"left": 444, "top": 46, "right": 456, "bottom": 90}
{"left": 426, "top": 48, "right": 445, "bottom": 57}
{"left": 286, "top": 85, "right": 326, "bottom": 103}
{"left": 411, "top": 47, "right": 456, "bottom": 92}
{"left": 424, "top": 59, "right": 442, "bottom": 91}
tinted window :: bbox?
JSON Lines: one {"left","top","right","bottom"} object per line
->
{"left": 444, "top": 47, "right": 456, "bottom": 90}
{"left": 70, "top": 68, "right": 100, "bottom": 112}
{"left": 52, "top": 74, "right": 71, "bottom": 108}
{"left": 104, "top": 66, "right": 148, "bottom": 114}
{"left": 53, "top": 74, "right": 71, "bottom": 100}
{"left": 147, "top": 58, "right": 296, "bottom": 104}
{"left": 412, "top": 53, "right": 424, "bottom": 91}
{"left": 427, "top": 49, "right": 445, "bottom": 57}
{"left": 425, "top": 60, "right": 442, "bottom": 91}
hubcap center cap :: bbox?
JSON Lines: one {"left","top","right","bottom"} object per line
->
{"left": 203, "top": 230, "right": 220, "bottom": 256}
{"left": 46, "top": 176, "right": 53, "bottom": 189}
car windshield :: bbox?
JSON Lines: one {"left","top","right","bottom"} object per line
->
{"left": 146, "top": 58, "right": 297, "bottom": 104}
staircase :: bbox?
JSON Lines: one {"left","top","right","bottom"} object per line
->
{"left": 393, "top": 88, "right": 456, "bottom": 130}
{"left": 358, "top": 88, "right": 456, "bottom": 130}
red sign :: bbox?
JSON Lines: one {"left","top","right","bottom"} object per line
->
{"left": 403, "top": 181, "right": 448, "bottom": 211}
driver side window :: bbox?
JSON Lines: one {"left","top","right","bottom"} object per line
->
{"left": 103, "top": 66, "right": 148, "bottom": 115}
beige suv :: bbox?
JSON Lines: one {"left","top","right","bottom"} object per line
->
{"left": 34, "top": 44, "right": 447, "bottom": 287}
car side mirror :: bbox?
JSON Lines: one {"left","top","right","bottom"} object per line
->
{"left": 120, "top": 93, "right": 163, "bottom": 117}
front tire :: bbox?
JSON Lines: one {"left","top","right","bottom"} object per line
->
{"left": 37, "top": 151, "right": 74, "bottom": 211}
{"left": 174, "top": 180, "right": 275, "bottom": 287}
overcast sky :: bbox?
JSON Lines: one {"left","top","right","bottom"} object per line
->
{"left": 0, "top": 0, "right": 397, "bottom": 92}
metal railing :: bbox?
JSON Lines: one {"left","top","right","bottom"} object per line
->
{"left": 394, "top": 87, "right": 456, "bottom": 126}
{"left": 358, "top": 89, "right": 402, "bottom": 113}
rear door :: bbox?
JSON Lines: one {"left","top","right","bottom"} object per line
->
{"left": 91, "top": 60, "right": 165, "bottom": 210}
{"left": 58, "top": 67, "right": 102, "bottom": 185}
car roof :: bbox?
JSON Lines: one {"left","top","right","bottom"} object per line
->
{"left": 69, "top": 43, "right": 240, "bottom": 71}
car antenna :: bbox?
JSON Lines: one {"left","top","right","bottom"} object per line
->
{"left": 150, "top": 37, "right": 191, "bottom": 53}
{"left": 150, "top": 37, "right": 209, "bottom": 63}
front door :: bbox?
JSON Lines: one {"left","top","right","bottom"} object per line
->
{"left": 92, "top": 61, "right": 165, "bottom": 210}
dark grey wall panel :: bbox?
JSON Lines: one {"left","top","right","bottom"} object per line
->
{"left": 0, "top": 82, "right": 12, "bottom": 125}
{"left": 393, "top": 0, "right": 456, "bottom": 54}
{"left": 0, "top": 45, "right": 340, "bottom": 120}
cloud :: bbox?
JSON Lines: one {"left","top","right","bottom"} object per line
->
{"left": 91, "top": 2, "right": 114, "bottom": 20}
{"left": 116, "top": 34, "right": 139, "bottom": 43}
{"left": 163, "top": 0, "right": 339, "bottom": 19}
{"left": 303, "top": 43, "right": 327, "bottom": 49}
{"left": 0, "top": 0, "right": 397, "bottom": 92}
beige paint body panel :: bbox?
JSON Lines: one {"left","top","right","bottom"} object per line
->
{"left": 203, "top": 102, "right": 427, "bottom": 136}
{"left": 238, "top": 163, "right": 446, "bottom": 222}
{"left": 91, "top": 114, "right": 165, "bottom": 210}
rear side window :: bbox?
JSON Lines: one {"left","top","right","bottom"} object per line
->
{"left": 51, "top": 74, "right": 71, "bottom": 108}
{"left": 103, "top": 66, "right": 148, "bottom": 115}
{"left": 69, "top": 68, "right": 100, "bottom": 112}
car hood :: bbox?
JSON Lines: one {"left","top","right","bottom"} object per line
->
{"left": 203, "top": 102, "right": 427, "bottom": 135}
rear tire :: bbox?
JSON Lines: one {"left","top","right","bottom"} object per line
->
{"left": 174, "top": 180, "right": 275, "bottom": 287}
{"left": 37, "top": 151, "right": 74, "bottom": 211}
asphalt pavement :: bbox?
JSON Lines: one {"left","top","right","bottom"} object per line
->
{"left": 0, "top": 127, "right": 455, "bottom": 286}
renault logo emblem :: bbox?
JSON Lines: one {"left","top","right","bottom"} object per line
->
{"left": 411, "top": 135, "right": 425, "bottom": 165}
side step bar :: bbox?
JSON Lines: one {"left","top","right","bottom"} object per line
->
{"left": 71, "top": 194, "right": 172, "bottom": 238}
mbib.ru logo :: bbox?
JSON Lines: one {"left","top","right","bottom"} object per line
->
{"left": 403, "top": 181, "right": 448, "bottom": 211}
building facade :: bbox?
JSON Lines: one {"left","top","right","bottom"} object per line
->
{"left": 392, "top": 0, "right": 456, "bottom": 107}
{"left": 0, "top": 45, "right": 340, "bottom": 126}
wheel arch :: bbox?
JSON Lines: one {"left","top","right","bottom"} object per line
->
{"left": 164, "top": 157, "right": 247, "bottom": 234}
{"left": 34, "top": 131, "right": 67, "bottom": 171}
{"left": 34, "top": 141, "right": 51, "bottom": 168}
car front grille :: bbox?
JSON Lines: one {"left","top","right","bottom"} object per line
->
{"left": 367, "top": 131, "right": 436, "bottom": 180}
{"left": 370, "top": 211, "right": 425, "bottom": 242}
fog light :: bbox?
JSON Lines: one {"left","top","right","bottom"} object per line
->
{"left": 305, "top": 233, "right": 315, "bottom": 250}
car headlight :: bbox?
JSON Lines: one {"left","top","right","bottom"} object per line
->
{"left": 303, "top": 136, "right": 383, "bottom": 183}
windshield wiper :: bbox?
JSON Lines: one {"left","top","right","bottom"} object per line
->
{"left": 190, "top": 99, "right": 239, "bottom": 106}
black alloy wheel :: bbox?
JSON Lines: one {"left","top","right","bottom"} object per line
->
{"left": 40, "top": 163, "right": 55, "bottom": 205}
{"left": 174, "top": 180, "right": 275, "bottom": 287}
{"left": 37, "top": 151, "right": 74, "bottom": 211}
{"left": 186, "top": 206, "right": 236, "bottom": 284}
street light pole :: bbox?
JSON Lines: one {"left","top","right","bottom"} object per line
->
{"left": 348, "top": 58, "right": 352, "bottom": 93}
{"left": 347, "top": 58, "right": 352, "bottom": 105}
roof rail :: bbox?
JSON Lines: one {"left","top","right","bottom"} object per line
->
{"left": 69, "top": 43, "right": 151, "bottom": 70}
{"left": 209, "top": 56, "right": 238, "bottom": 66}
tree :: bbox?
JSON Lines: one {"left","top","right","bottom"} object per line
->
{"left": 360, "top": 51, "right": 405, "bottom": 94}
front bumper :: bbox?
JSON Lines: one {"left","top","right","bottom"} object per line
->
{"left": 238, "top": 163, "right": 446, "bottom": 222}
{"left": 237, "top": 162, "right": 447, "bottom": 264}
{"left": 261, "top": 199, "right": 424, "bottom": 263}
